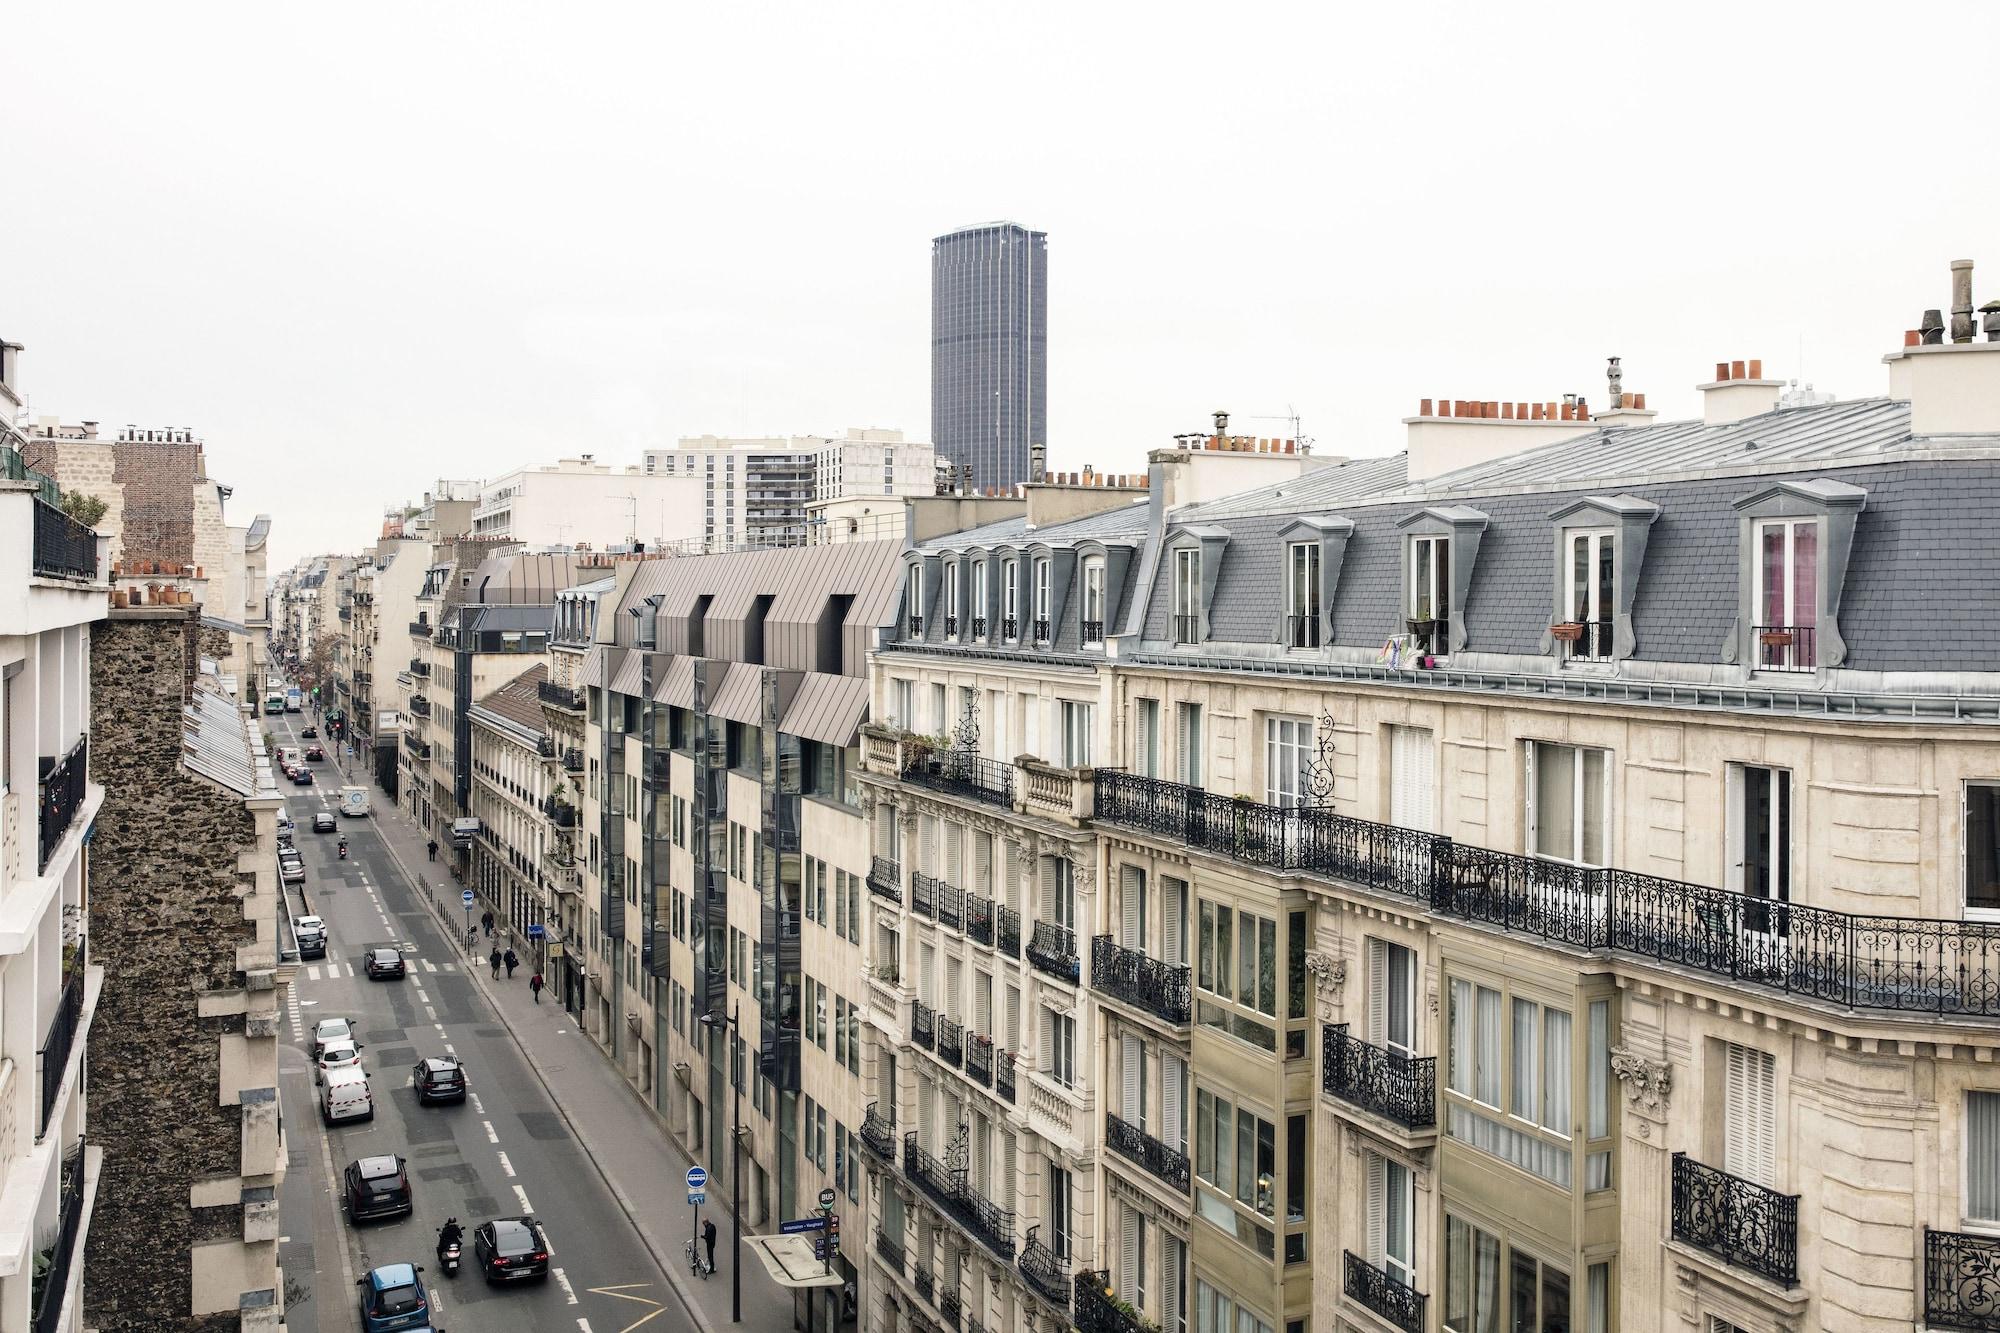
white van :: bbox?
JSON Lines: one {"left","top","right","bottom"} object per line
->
{"left": 340, "top": 785, "right": 370, "bottom": 818}
{"left": 320, "top": 1066, "right": 374, "bottom": 1124}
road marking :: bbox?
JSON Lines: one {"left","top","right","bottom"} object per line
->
{"left": 553, "top": 1266, "right": 577, "bottom": 1304}
{"left": 513, "top": 1184, "right": 534, "bottom": 1213}
{"left": 483, "top": 1120, "right": 499, "bottom": 1144}
{"left": 470, "top": 1093, "right": 484, "bottom": 1114}
{"left": 577, "top": 1322, "right": 593, "bottom": 1333}
{"left": 497, "top": 1150, "right": 515, "bottom": 1177}
{"left": 305, "top": 966, "right": 320, "bottom": 981}
{"left": 424, "top": 1006, "right": 436, "bottom": 1021}
{"left": 421, "top": 959, "right": 437, "bottom": 972}
{"left": 444, "top": 1042, "right": 456, "bottom": 1055}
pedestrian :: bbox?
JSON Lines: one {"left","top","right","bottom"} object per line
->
{"left": 504, "top": 947, "right": 519, "bottom": 979}
{"left": 427, "top": 838, "right": 437, "bottom": 862}
{"left": 702, "top": 1218, "right": 718, "bottom": 1275}
{"left": 530, "top": 972, "right": 544, "bottom": 1003}
{"left": 489, "top": 947, "right": 502, "bottom": 979}
{"left": 482, "top": 910, "right": 495, "bottom": 938}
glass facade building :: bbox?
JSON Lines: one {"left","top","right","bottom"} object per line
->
{"left": 931, "top": 222, "right": 1047, "bottom": 491}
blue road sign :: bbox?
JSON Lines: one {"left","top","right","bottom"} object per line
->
{"left": 527, "top": 923, "right": 545, "bottom": 939}
{"left": 462, "top": 890, "right": 475, "bottom": 906}
{"left": 780, "top": 1217, "right": 828, "bottom": 1234}
{"left": 687, "top": 1190, "right": 706, "bottom": 1206}
{"left": 686, "top": 1166, "right": 708, "bottom": 1191}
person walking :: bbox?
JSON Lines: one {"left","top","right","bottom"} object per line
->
{"left": 481, "top": 910, "right": 495, "bottom": 938}
{"left": 529, "top": 972, "right": 544, "bottom": 1003}
{"left": 426, "top": 838, "right": 437, "bottom": 862}
{"left": 503, "top": 947, "right": 519, "bottom": 979}
{"left": 489, "top": 947, "right": 502, "bottom": 979}
{"left": 701, "top": 1218, "right": 718, "bottom": 1276}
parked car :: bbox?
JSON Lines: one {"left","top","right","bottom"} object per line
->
{"left": 473, "top": 1216, "right": 551, "bottom": 1284}
{"left": 312, "top": 1016, "right": 353, "bottom": 1060}
{"left": 277, "top": 806, "right": 294, "bottom": 835}
{"left": 316, "top": 1036, "right": 364, "bottom": 1080}
{"left": 305, "top": 744, "right": 325, "bottom": 761}
{"left": 280, "top": 858, "right": 305, "bottom": 885}
{"left": 301, "top": 725, "right": 318, "bottom": 738}
{"left": 365, "top": 947, "right": 407, "bottom": 981}
{"left": 344, "top": 1155, "right": 414, "bottom": 1223}
{"left": 321, "top": 1066, "right": 373, "bottom": 1124}
{"left": 411, "top": 1057, "right": 468, "bottom": 1105}
{"left": 295, "top": 915, "right": 327, "bottom": 959}
{"left": 356, "top": 1262, "right": 429, "bottom": 1331}
{"left": 314, "top": 811, "right": 337, "bottom": 833}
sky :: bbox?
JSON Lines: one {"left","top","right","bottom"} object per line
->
{"left": 11, "top": 1, "right": 2000, "bottom": 572}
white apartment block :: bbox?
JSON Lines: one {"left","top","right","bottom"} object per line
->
{"left": 469, "top": 457, "right": 702, "bottom": 551}
{"left": 646, "top": 428, "right": 938, "bottom": 550}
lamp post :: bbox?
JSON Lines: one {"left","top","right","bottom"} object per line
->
{"left": 701, "top": 1006, "right": 743, "bottom": 1323}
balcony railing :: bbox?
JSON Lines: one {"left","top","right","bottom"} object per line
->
{"left": 563, "top": 748, "right": 585, "bottom": 773}
{"left": 409, "top": 695, "right": 431, "bottom": 718}
{"left": 939, "top": 1287, "right": 962, "bottom": 1332}
{"left": 1925, "top": 1228, "right": 2000, "bottom": 1331}
{"left": 902, "top": 746, "right": 1017, "bottom": 808}
{"left": 1172, "top": 613, "right": 1199, "bottom": 645}
{"left": 875, "top": 1228, "right": 906, "bottom": 1274}
{"left": 997, "top": 905, "right": 1022, "bottom": 958}
{"left": 868, "top": 857, "right": 903, "bottom": 904}
{"left": 861, "top": 1103, "right": 898, "bottom": 1159}
{"left": 907, "top": 615, "right": 925, "bottom": 638}
{"left": 913, "top": 1002, "right": 936, "bottom": 1050}
{"left": 1753, "top": 623, "right": 1817, "bottom": 673}
{"left": 912, "top": 873, "right": 939, "bottom": 920}
{"left": 1284, "top": 612, "right": 1322, "bottom": 649}
{"left": 903, "top": 1132, "right": 1015, "bottom": 1259}
{"left": 1018, "top": 1226, "right": 1070, "bottom": 1308}
{"left": 937, "top": 881, "right": 964, "bottom": 932}
{"left": 944, "top": 615, "right": 958, "bottom": 637}
{"left": 1670, "top": 1152, "right": 1799, "bottom": 1288}
{"left": 37, "top": 735, "right": 88, "bottom": 874}
{"left": 538, "top": 680, "right": 585, "bottom": 711}
{"left": 1343, "top": 1252, "right": 1425, "bottom": 1333}
{"left": 1026, "top": 920, "right": 1079, "bottom": 984}
{"left": 409, "top": 657, "right": 430, "bottom": 677}
{"left": 1406, "top": 615, "right": 1448, "bottom": 655}
{"left": 38, "top": 939, "right": 87, "bottom": 1137}
{"left": 1105, "top": 1112, "right": 1190, "bottom": 1193}
{"left": 964, "top": 1034, "right": 993, "bottom": 1086}
{"left": 965, "top": 894, "right": 994, "bottom": 946}
{"left": 995, "top": 1049, "right": 1017, "bottom": 1102}
{"left": 1090, "top": 936, "right": 1191, "bottom": 1025}
{"left": 1081, "top": 620, "right": 1104, "bottom": 645}
{"left": 1075, "top": 1271, "right": 1145, "bottom": 1333}
{"left": 542, "top": 797, "right": 579, "bottom": 829}
{"left": 537, "top": 736, "right": 558, "bottom": 759}
{"left": 1321, "top": 1024, "right": 1436, "bottom": 1130}
{"left": 935, "top": 1016, "right": 963, "bottom": 1067}
{"left": 30, "top": 1140, "right": 86, "bottom": 1333}
{"left": 915, "top": 1271, "right": 934, "bottom": 1305}
{"left": 409, "top": 619, "right": 431, "bottom": 637}
{"left": 1556, "top": 617, "right": 1614, "bottom": 662}
{"left": 1095, "top": 769, "right": 2000, "bottom": 1018}
{"left": 32, "top": 500, "right": 97, "bottom": 582}
{"left": 1032, "top": 617, "right": 1051, "bottom": 643}
{"left": 972, "top": 616, "right": 988, "bottom": 638}
{"left": 1002, "top": 616, "right": 1018, "bottom": 641}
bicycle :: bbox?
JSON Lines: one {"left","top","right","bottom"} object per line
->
{"left": 684, "top": 1237, "right": 712, "bottom": 1278}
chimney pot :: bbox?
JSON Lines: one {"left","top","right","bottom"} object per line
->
{"left": 1748, "top": 358, "right": 1763, "bottom": 379}
{"left": 1716, "top": 361, "right": 1730, "bottom": 381}
{"left": 1420, "top": 398, "right": 1433, "bottom": 416}
{"left": 1906, "top": 329, "right": 1923, "bottom": 347}
{"left": 1560, "top": 403, "right": 1573, "bottom": 421}
{"left": 1502, "top": 403, "right": 1514, "bottom": 420}
{"left": 1531, "top": 403, "right": 1544, "bottom": 420}
{"left": 1730, "top": 360, "right": 1747, "bottom": 380}
{"left": 1634, "top": 392, "right": 1646, "bottom": 410}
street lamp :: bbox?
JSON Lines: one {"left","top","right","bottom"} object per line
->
{"left": 700, "top": 1005, "right": 743, "bottom": 1323}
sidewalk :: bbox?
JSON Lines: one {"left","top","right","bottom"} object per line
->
{"left": 335, "top": 749, "right": 800, "bottom": 1333}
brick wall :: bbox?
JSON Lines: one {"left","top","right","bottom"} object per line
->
{"left": 85, "top": 610, "right": 258, "bottom": 1333}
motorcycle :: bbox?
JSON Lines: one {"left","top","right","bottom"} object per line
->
{"left": 438, "top": 1221, "right": 463, "bottom": 1277}
{"left": 338, "top": 840, "right": 348, "bottom": 861}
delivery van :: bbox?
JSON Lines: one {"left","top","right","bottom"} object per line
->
{"left": 340, "top": 785, "right": 370, "bottom": 818}
{"left": 320, "top": 1066, "right": 374, "bottom": 1124}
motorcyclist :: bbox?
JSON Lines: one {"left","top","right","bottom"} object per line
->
{"left": 337, "top": 836, "right": 348, "bottom": 860}
{"left": 437, "top": 1217, "right": 464, "bottom": 1257}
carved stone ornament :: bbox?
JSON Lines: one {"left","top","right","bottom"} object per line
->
{"left": 858, "top": 787, "right": 878, "bottom": 817}
{"left": 897, "top": 809, "right": 919, "bottom": 838}
{"left": 1610, "top": 1046, "right": 1673, "bottom": 1117}
{"left": 1303, "top": 950, "right": 1345, "bottom": 1016}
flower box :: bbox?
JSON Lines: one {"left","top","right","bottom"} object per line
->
{"left": 1551, "top": 622, "right": 1585, "bottom": 642}
{"left": 1759, "top": 629, "right": 1795, "bottom": 648}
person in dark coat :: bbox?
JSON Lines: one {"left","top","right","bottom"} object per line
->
{"left": 503, "top": 947, "right": 519, "bottom": 978}
{"left": 702, "top": 1218, "right": 718, "bottom": 1274}
{"left": 489, "top": 947, "right": 502, "bottom": 978}
{"left": 530, "top": 972, "right": 544, "bottom": 1003}
{"left": 481, "top": 909, "right": 495, "bottom": 937}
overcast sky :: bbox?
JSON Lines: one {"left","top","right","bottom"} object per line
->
{"left": 11, "top": 2, "right": 2000, "bottom": 571}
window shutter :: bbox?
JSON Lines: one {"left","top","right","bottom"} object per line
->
{"left": 920, "top": 815, "right": 937, "bottom": 876}
{"left": 976, "top": 834, "right": 993, "bottom": 896}
{"left": 1003, "top": 841, "right": 1020, "bottom": 913}
{"left": 1006, "top": 984, "right": 1021, "bottom": 1050}
{"left": 1367, "top": 939, "right": 1389, "bottom": 1046}
{"left": 946, "top": 823, "right": 962, "bottom": 886}
{"left": 1040, "top": 1008, "right": 1054, "bottom": 1074}
{"left": 1122, "top": 866, "right": 1145, "bottom": 950}
{"left": 1122, "top": 1035, "right": 1142, "bottom": 1123}
{"left": 1163, "top": 879, "right": 1187, "bottom": 965}
{"left": 1040, "top": 856, "right": 1056, "bottom": 921}
{"left": 1163, "top": 1055, "right": 1186, "bottom": 1152}
{"left": 1120, "top": 1205, "right": 1141, "bottom": 1305}
{"left": 1164, "top": 1235, "right": 1186, "bottom": 1333}
{"left": 1391, "top": 726, "right": 1435, "bottom": 833}
{"left": 1002, "top": 1131, "right": 1017, "bottom": 1211}
{"left": 1365, "top": 1152, "right": 1386, "bottom": 1265}
{"left": 1724, "top": 1043, "right": 1777, "bottom": 1186}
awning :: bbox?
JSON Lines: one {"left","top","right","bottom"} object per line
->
{"left": 778, "top": 674, "right": 869, "bottom": 747}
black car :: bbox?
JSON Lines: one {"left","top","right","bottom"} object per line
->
{"left": 292, "top": 767, "right": 314, "bottom": 786}
{"left": 301, "top": 725, "right": 318, "bottom": 738}
{"left": 314, "top": 811, "right": 338, "bottom": 833}
{"left": 344, "top": 1154, "right": 414, "bottom": 1223}
{"left": 412, "top": 1057, "right": 468, "bottom": 1105}
{"left": 365, "top": 947, "right": 407, "bottom": 980}
{"left": 473, "top": 1216, "right": 551, "bottom": 1283}
{"left": 305, "top": 744, "right": 325, "bottom": 761}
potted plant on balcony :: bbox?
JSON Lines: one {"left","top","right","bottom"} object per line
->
{"left": 1550, "top": 620, "right": 1585, "bottom": 642}
{"left": 1758, "top": 628, "right": 1795, "bottom": 648}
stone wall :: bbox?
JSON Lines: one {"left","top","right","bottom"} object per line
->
{"left": 84, "top": 610, "right": 259, "bottom": 1333}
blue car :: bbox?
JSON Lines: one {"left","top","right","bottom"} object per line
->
{"left": 356, "top": 1263, "right": 430, "bottom": 1331}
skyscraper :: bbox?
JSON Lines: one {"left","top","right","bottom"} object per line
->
{"left": 931, "top": 221, "right": 1047, "bottom": 490}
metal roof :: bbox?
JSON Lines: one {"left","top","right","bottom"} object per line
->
{"left": 707, "top": 662, "right": 766, "bottom": 726}
{"left": 610, "top": 648, "right": 645, "bottom": 698}
{"left": 472, "top": 664, "right": 547, "bottom": 734}
{"left": 1172, "top": 452, "right": 1413, "bottom": 521}
{"left": 914, "top": 499, "right": 1149, "bottom": 554}
{"left": 182, "top": 678, "right": 276, "bottom": 799}
{"left": 780, "top": 672, "right": 870, "bottom": 746}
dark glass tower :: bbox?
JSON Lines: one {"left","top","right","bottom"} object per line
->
{"left": 931, "top": 222, "right": 1047, "bottom": 491}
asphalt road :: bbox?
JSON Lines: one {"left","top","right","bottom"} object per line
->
{"left": 269, "top": 710, "right": 682, "bottom": 1333}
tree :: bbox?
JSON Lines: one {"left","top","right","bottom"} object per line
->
{"left": 59, "top": 489, "right": 107, "bottom": 528}
{"left": 299, "top": 633, "right": 340, "bottom": 694}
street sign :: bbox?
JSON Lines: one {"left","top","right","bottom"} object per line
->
{"left": 780, "top": 1217, "right": 827, "bottom": 1234}
{"left": 462, "top": 890, "right": 475, "bottom": 906}
{"left": 527, "top": 923, "right": 545, "bottom": 940}
{"left": 687, "top": 1166, "right": 708, "bottom": 1190}
{"left": 818, "top": 1187, "right": 836, "bottom": 1207}
{"left": 688, "top": 1191, "right": 706, "bottom": 1206}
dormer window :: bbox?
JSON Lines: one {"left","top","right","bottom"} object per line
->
{"left": 943, "top": 562, "right": 960, "bottom": 638}
{"left": 1562, "top": 530, "right": 1615, "bottom": 661}
{"left": 1409, "top": 535, "right": 1450, "bottom": 654}
{"left": 905, "top": 565, "right": 923, "bottom": 638}
{"left": 1033, "top": 558, "right": 1052, "bottom": 643}
{"left": 1081, "top": 558, "right": 1105, "bottom": 645}
{"left": 1754, "top": 519, "right": 1817, "bottom": 671}
{"left": 1286, "top": 542, "right": 1321, "bottom": 648}
{"left": 1002, "top": 560, "right": 1019, "bottom": 641}
{"left": 1173, "top": 549, "right": 1201, "bottom": 645}
{"left": 972, "top": 561, "right": 990, "bottom": 639}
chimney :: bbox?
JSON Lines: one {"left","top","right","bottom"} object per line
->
{"left": 1594, "top": 356, "right": 1659, "bottom": 428}
{"left": 1698, "top": 358, "right": 1783, "bottom": 426}
{"left": 1885, "top": 258, "right": 2000, "bottom": 434}
{"left": 1404, "top": 387, "right": 1596, "bottom": 480}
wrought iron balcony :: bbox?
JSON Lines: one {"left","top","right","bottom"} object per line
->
{"left": 1105, "top": 1111, "right": 1190, "bottom": 1193}
{"left": 32, "top": 499, "right": 97, "bottom": 582}
{"left": 915, "top": 1270, "right": 934, "bottom": 1305}
{"left": 1002, "top": 615, "right": 1018, "bottom": 640}
{"left": 901, "top": 747, "right": 1016, "bottom": 808}
{"left": 1285, "top": 612, "right": 1321, "bottom": 649}
{"left": 409, "top": 695, "right": 431, "bottom": 718}
{"left": 1671, "top": 1152, "right": 1799, "bottom": 1288}
{"left": 913, "top": 1002, "right": 936, "bottom": 1050}
{"left": 875, "top": 1229, "right": 906, "bottom": 1275}
{"left": 964, "top": 1034, "right": 993, "bottom": 1086}
{"left": 563, "top": 748, "right": 585, "bottom": 773}
{"left": 1753, "top": 623, "right": 1817, "bottom": 672}
{"left": 1925, "top": 1228, "right": 2000, "bottom": 1331}
{"left": 1018, "top": 1226, "right": 1070, "bottom": 1308}
{"left": 912, "top": 873, "right": 939, "bottom": 920}
{"left": 1093, "top": 770, "right": 2000, "bottom": 1019}
{"left": 935, "top": 1015, "right": 963, "bottom": 1067}
{"left": 1321, "top": 1024, "right": 1436, "bottom": 1129}
{"left": 37, "top": 735, "right": 88, "bottom": 874}
{"left": 1343, "top": 1252, "right": 1425, "bottom": 1333}
{"left": 937, "top": 880, "right": 964, "bottom": 932}
{"left": 997, "top": 905, "right": 1021, "bottom": 958}
{"left": 1032, "top": 617, "right": 1051, "bottom": 643}
{"left": 537, "top": 680, "right": 585, "bottom": 711}
{"left": 943, "top": 615, "right": 959, "bottom": 637}
{"left": 1026, "top": 920, "right": 1079, "bottom": 984}
{"left": 1556, "top": 617, "right": 1614, "bottom": 662}
{"left": 537, "top": 735, "right": 558, "bottom": 759}
{"left": 30, "top": 1139, "right": 86, "bottom": 1333}
{"left": 542, "top": 797, "right": 579, "bottom": 829}
{"left": 903, "top": 1132, "right": 1016, "bottom": 1259}
{"left": 868, "top": 856, "right": 903, "bottom": 904}
{"left": 38, "top": 939, "right": 87, "bottom": 1137}
{"left": 409, "top": 657, "right": 430, "bottom": 677}
{"left": 972, "top": 616, "right": 988, "bottom": 638}
{"left": 938, "top": 1287, "right": 962, "bottom": 1332}
{"left": 907, "top": 615, "right": 925, "bottom": 638}
{"left": 1090, "top": 936, "right": 1191, "bottom": 1025}
{"left": 1082, "top": 620, "right": 1104, "bottom": 645}
{"left": 861, "top": 1103, "right": 898, "bottom": 1159}
{"left": 966, "top": 894, "right": 994, "bottom": 946}
{"left": 1172, "top": 613, "right": 1200, "bottom": 645}
{"left": 995, "top": 1049, "right": 1017, "bottom": 1103}
{"left": 1075, "top": 1271, "right": 1145, "bottom": 1333}
{"left": 409, "top": 619, "right": 431, "bottom": 637}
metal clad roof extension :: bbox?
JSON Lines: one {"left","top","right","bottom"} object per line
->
{"left": 707, "top": 662, "right": 766, "bottom": 726}
{"left": 779, "top": 672, "right": 870, "bottom": 746}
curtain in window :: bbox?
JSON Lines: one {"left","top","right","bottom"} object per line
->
{"left": 1970, "top": 1091, "right": 2000, "bottom": 1221}
{"left": 1542, "top": 1007, "right": 1573, "bottom": 1134}
{"left": 1448, "top": 979, "right": 1474, "bottom": 1095}
{"left": 1791, "top": 522, "right": 1818, "bottom": 631}
{"left": 1511, "top": 999, "right": 1539, "bottom": 1122}
{"left": 1534, "top": 743, "right": 1576, "bottom": 861}
{"left": 1475, "top": 985, "right": 1502, "bottom": 1107}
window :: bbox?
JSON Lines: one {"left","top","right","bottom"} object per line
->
{"left": 1031, "top": 558, "right": 1052, "bottom": 641}
{"left": 1003, "top": 561, "right": 1019, "bottom": 637}
{"left": 892, "top": 679, "right": 914, "bottom": 730}
{"left": 1444, "top": 1216, "right": 1570, "bottom": 1333}
{"left": 1264, "top": 715, "right": 1312, "bottom": 809}
{"left": 1286, "top": 542, "right": 1320, "bottom": 648}
{"left": 1368, "top": 939, "right": 1416, "bottom": 1057}
{"left": 1173, "top": 549, "right": 1201, "bottom": 643}
{"left": 1527, "top": 741, "right": 1608, "bottom": 866}
{"left": 1366, "top": 1151, "right": 1415, "bottom": 1287}
{"left": 1723, "top": 1042, "right": 1777, "bottom": 1187}
{"left": 943, "top": 562, "right": 959, "bottom": 631}
{"left": 1177, "top": 702, "right": 1204, "bottom": 786}
{"left": 1729, "top": 764, "right": 1791, "bottom": 926}
{"left": 1754, "top": 518, "right": 1818, "bottom": 670}
{"left": 1410, "top": 534, "right": 1451, "bottom": 650}
{"left": 1194, "top": 1281, "right": 1273, "bottom": 1333}
{"left": 1389, "top": 725, "right": 1436, "bottom": 833}
{"left": 972, "top": 561, "right": 989, "bottom": 634}
{"left": 1042, "top": 1008, "right": 1075, "bottom": 1087}
{"left": 1083, "top": 558, "right": 1106, "bottom": 642}
{"left": 1564, "top": 529, "right": 1615, "bottom": 660}
{"left": 1970, "top": 783, "right": 2000, "bottom": 918}
{"left": 1049, "top": 1162, "right": 1073, "bottom": 1261}
{"left": 1136, "top": 699, "right": 1160, "bottom": 778}
{"left": 1062, "top": 701, "right": 1093, "bottom": 767}
{"left": 1194, "top": 1089, "right": 1277, "bottom": 1220}
{"left": 905, "top": 566, "right": 923, "bottom": 634}
{"left": 1968, "top": 1091, "right": 2000, "bottom": 1222}
{"left": 1447, "top": 979, "right": 1575, "bottom": 1187}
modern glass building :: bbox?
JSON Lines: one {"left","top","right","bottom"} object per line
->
{"left": 931, "top": 222, "right": 1047, "bottom": 491}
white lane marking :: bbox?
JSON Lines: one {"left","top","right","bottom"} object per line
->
{"left": 497, "top": 1150, "right": 515, "bottom": 1178}
{"left": 470, "top": 1093, "right": 484, "bottom": 1114}
{"left": 421, "top": 959, "right": 437, "bottom": 972}
{"left": 483, "top": 1120, "right": 499, "bottom": 1144}
{"left": 424, "top": 1006, "right": 436, "bottom": 1021}
{"left": 305, "top": 966, "right": 321, "bottom": 982}
{"left": 512, "top": 1184, "right": 534, "bottom": 1213}
{"left": 577, "top": 1321, "right": 593, "bottom": 1332}
{"left": 443, "top": 962, "right": 458, "bottom": 973}
{"left": 300, "top": 999, "right": 319, "bottom": 1007}
{"left": 553, "top": 1267, "right": 577, "bottom": 1304}
{"left": 444, "top": 1042, "right": 456, "bottom": 1055}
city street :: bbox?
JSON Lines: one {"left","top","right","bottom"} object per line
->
{"left": 270, "top": 710, "right": 686, "bottom": 1333}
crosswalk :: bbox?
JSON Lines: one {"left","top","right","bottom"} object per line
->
{"left": 304, "top": 958, "right": 458, "bottom": 980}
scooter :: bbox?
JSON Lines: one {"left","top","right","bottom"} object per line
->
{"left": 338, "top": 840, "right": 348, "bottom": 861}
{"left": 438, "top": 1221, "right": 463, "bottom": 1278}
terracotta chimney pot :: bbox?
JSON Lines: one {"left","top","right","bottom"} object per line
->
{"left": 1748, "top": 359, "right": 1763, "bottom": 379}
{"left": 1420, "top": 399, "right": 1432, "bottom": 416}
{"left": 1730, "top": 360, "right": 1747, "bottom": 380}
{"left": 1716, "top": 361, "right": 1731, "bottom": 381}
{"left": 1905, "top": 329, "right": 1922, "bottom": 347}
{"left": 1634, "top": 393, "right": 1646, "bottom": 410}
{"left": 1502, "top": 403, "right": 1515, "bottom": 420}
{"left": 1560, "top": 403, "right": 1573, "bottom": 421}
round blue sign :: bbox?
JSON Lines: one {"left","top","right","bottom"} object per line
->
{"left": 462, "top": 890, "right": 475, "bottom": 906}
{"left": 686, "top": 1166, "right": 708, "bottom": 1191}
